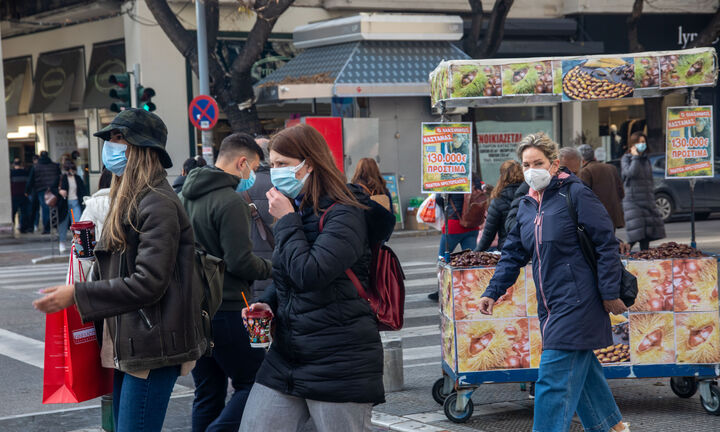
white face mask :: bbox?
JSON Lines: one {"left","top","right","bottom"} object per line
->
{"left": 524, "top": 168, "right": 552, "bottom": 192}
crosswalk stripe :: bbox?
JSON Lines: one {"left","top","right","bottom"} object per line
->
{"left": 382, "top": 324, "right": 439, "bottom": 340}
{"left": 404, "top": 277, "right": 438, "bottom": 288}
{"left": 0, "top": 265, "right": 67, "bottom": 275}
{"left": 403, "top": 345, "right": 440, "bottom": 362}
{"left": 403, "top": 267, "right": 438, "bottom": 276}
{"left": 404, "top": 307, "right": 439, "bottom": 319}
{"left": 399, "top": 261, "right": 436, "bottom": 268}
{"left": 0, "top": 328, "right": 44, "bottom": 368}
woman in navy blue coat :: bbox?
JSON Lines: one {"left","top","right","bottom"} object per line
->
{"left": 478, "top": 133, "right": 629, "bottom": 432}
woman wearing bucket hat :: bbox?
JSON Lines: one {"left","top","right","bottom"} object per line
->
{"left": 34, "top": 108, "right": 205, "bottom": 432}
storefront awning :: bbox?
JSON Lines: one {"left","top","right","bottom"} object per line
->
{"left": 83, "top": 39, "right": 126, "bottom": 109}
{"left": 255, "top": 40, "right": 469, "bottom": 103}
{"left": 3, "top": 56, "right": 32, "bottom": 116}
{"left": 29, "top": 47, "right": 85, "bottom": 114}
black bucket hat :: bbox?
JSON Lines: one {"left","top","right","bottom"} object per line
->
{"left": 94, "top": 108, "right": 173, "bottom": 168}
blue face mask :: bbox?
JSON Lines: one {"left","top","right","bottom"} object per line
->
{"left": 102, "top": 140, "right": 127, "bottom": 176}
{"left": 236, "top": 163, "right": 256, "bottom": 192}
{"left": 271, "top": 160, "right": 310, "bottom": 199}
{"left": 635, "top": 142, "right": 647, "bottom": 153}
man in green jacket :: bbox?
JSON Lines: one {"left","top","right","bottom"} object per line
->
{"left": 180, "top": 133, "right": 272, "bottom": 432}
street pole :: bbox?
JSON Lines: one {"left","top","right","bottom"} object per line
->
{"left": 0, "top": 25, "right": 13, "bottom": 234}
{"left": 687, "top": 88, "right": 698, "bottom": 248}
{"left": 196, "top": 0, "right": 214, "bottom": 166}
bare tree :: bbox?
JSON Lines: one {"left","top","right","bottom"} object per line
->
{"left": 145, "top": 0, "right": 294, "bottom": 134}
{"left": 463, "top": 0, "right": 515, "bottom": 59}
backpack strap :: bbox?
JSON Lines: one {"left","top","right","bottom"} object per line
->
{"left": 241, "top": 190, "right": 275, "bottom": 249}
{"left": 564, "top": 186, "right": 598, "bottom": 275}
{"left": 319, "top": 203, "right": 370, "bottom": 301}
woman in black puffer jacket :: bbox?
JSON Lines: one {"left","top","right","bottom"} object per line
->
{"left": 622, "top": 132, "right": 665, "bottom": 250}
{"left": 476, "top": 160, "right": 525, "bottom": 251}
{"left": 240, "top": 124, "right": 387, "bottom": 432}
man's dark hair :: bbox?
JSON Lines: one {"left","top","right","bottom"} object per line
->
{"left": 183, "top": 156, "right": 207, "bottom": 175}
{"left": 218, "top": 133, "right": 264, "bottom": 162}
{"left": 63, "top": 160, "right": 77, "bottom": 172}
{"left": 12, "top": 158, "right": 21, "bottom": 166}
{"left": 40, "top": 151, "right": 49, "bottom": 158}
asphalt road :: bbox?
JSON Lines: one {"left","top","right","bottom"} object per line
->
{"left": 0, "top": 217, "right": 719, "bottom": 431}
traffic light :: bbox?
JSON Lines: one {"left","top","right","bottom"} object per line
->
{"left": 137, "top": 86, "right": 156, "bottom": 112}
{"left": 108, "top": 73, "right": 131, "bottom": 112}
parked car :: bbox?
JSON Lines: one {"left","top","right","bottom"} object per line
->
{"left": 607, "top": 153, "right": 720, "bottom": 222}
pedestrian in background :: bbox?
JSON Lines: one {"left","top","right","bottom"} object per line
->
{"left": 352, "top": 157, "right": 393, "bottom": 214}
{"left": 578, "top": 144, "right": 625, "bottom": 231}
{"left": 10, "top": 158, "right": 32, "bottom": 233}
{"left": 173, "top": 155, "right": 207, "bottom": 193}
{"left": 33, "top": 109, "right": 205, "bottom": 432}
{"left": 181, "top": 133, "right": 272, "bottom": 432}
{"left": 240, "top": 135, "right": 276, "bottom": 298}
{"left": 558, "top": 146, "right": 582, "bottom": 176}
{"left": 622, "top": 132, "right": 665, "bottom": 250}
{"left": 240, "top": 124, "right": 385, "bottom": 432}
{"left": 476, "top": 160, "right": 524, "bottom": 252}
{"left": 79, "top": 168, "right": 113, "bottom": 239}
{"left": 25, "top": 151, "right": 60, "bottom": 234}
{"left": 478, "top": 133, "right": 629, "bottom": 432}
{"left": 58, "top": 161, "right": 87, "bottom": 253}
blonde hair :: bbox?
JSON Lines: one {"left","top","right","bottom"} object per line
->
{"left": 103, "top": 145, "right": 166, "bottom": 251}
{"left": 516, "top": 132, "right": 559, "bottom": 162}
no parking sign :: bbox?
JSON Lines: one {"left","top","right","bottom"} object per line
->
{"left": 188, "top": 95, "right": 219, "bottom": 130}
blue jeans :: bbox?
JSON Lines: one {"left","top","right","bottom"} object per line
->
{"left": 58, "top": 199, "right": 82, "bottom": 242}
{"left": 113, "top": 365, "right": 180, "bottom": 432}
{"left": 533, "top": 349, "right": 622, "bottom": 432}
{"left": 438, "top": 230, "right": 479, "bottom": 258}
{"left": 36, "top": 191, "right": 51, "bottom": 232}
{"left": 192, "top": 310, "right": 266, "bottom": 432}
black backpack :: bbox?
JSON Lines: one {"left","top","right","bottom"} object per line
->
{"left": 193, "top": 245, "right": 224, "bottom": 356}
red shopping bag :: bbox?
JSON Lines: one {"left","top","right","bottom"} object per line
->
{"left": 43, "top": 247, "right": 113, "bottom": 403}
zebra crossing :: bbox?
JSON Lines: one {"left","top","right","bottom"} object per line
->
{"left": 0, "top": 260, "right": 445, "bottom": 370}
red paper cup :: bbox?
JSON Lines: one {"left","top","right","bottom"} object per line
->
{"left": 245, "top": 309, "right": 272, "bottom": 348}
{"left": 70, "top": 221, "right": 96, "bottom": 259}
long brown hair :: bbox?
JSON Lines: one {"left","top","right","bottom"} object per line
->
{"left": 103, "top": 144, "right": 166, "bottom": 251}
{"left": 269, "top": 124, "right": 364, "bottom": 214}
{"left": 491, "top": 160, "right": 524, "bottom": 200}
{"left": 352, "top": 158, "right": 388, "bottom": 196}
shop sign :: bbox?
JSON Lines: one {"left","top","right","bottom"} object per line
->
{"left": 382, "top": 173, "right": 403, "bottom": 225}
{"left": 29, "top": 47, "right": 83, "bottom": 114}
{"left": 475, "top": 120, "right": 554, "bottom": 186}
{"left": 3, "top": 56, "right": 31, "bottom": 116}
{"left": 665, "top": 106, "right": 714, "bottom": 178}
{"left": 421, "top": 122, "right": 472, "bottom": 193}
{"left": 430, "top": 47, "right": 718, "bottom": 108}
{"left": 84, "top": 40, "right": 126, "bottom": 109}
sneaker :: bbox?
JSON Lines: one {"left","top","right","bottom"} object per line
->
{"left": 427, "top": 291, "right": 439, "bottom": 301}
{"left": 611, "top": 422, "right": 630, "bottom": 432}
{"left": 59, "top": 243, "right": 67, "bottom": 254}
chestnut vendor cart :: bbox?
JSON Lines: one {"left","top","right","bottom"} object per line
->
{"left": 426, "top": 47, "right": 720, "bottom": 423}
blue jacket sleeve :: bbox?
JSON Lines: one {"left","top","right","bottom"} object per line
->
{"left": 572, "top": 182, "right": 622, "bottom": 300}
{"left": 482, "top": 215, "right": 532, "bottom": 301}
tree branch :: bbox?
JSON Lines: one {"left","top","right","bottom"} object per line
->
{"left": 206, "top": 0, "right": 219, "bottom": 54}
{"left": 144, "top": 0, "right": 197, "bottom": 64}
{"left": 627, "top": 0, "right": 644, "bottom": 52}
{"left": 690, "top": 7, "right": 720, "bottom": 48}
{"left": 463, "top": 0, "right": 483, "bottom": 58}
{"left": 478, "top": 0, "right": 514, "bottom": 59}
{"left": 229, "top": 0, "right": 294, "bottom": 76}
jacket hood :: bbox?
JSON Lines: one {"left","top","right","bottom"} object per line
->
{"left": 181, "top": 166, "right": 239, "bottom": 200}
{"left": 347, "top": 183, "right": 395, "bottom": 244}
{"left": 92, "top": 188, "right": 111, "bottom": 198}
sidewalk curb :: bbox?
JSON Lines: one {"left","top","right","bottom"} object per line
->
{"left": 391, "top": 230, "right": 441, "bottom": 239}
{"left": 372, "top": 411, "right": 455, "bottom": 432}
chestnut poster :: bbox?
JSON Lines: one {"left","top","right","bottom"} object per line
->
{"left": 440, "top": 258, "right": 720, "bottom": 373}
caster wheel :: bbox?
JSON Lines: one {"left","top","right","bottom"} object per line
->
{"left": 432, "top": 378, "right": 450, "bottom": 405}
{"left": 443, "top": 392, "right": 474, "bottom": 423}
{"left": 700, "top": 383, "right": 720, "bottom": 415}
{"left": 670, "top": 377, "right": 698, "bottom": 398}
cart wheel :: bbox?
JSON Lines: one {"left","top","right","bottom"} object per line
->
{"left": 444, "top": 392, "right": 474, "bottom": 423}
{"left": 700, "top": 383, "right": 720, "bottom": 415}
{"left": 432, "top": 378, "right": 450, "bottom": 405}
{"left": 670, "top": 377, "right": 698, "bottom": 398}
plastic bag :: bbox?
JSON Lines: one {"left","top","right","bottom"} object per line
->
{"left": 417, "top": 194, "right": 444, "bottom": 231}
